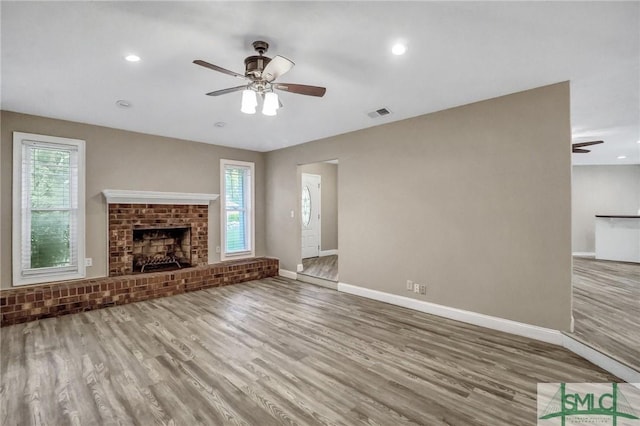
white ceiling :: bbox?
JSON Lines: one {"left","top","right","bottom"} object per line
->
{"left": 2, "top": 2, "right": 638, "bottom": 165}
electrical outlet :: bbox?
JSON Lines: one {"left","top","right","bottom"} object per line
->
{"left": 420, "top": 284, "right": 427, "bottom": 295}
{"left": 215, "top": 246, "right": 221, "bottom": 253}
{"left": 413, "top": 283, "right": 420, "bottom": 293}
{"left": 84, "top": 258, "right": 92, "bottom": 267}
{"left": 406, "top": 280, "right": 413, "bottom": 291}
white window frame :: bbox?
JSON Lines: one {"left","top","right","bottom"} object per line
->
{"left": 12, "top": 132, "right": 86, "bottom": 286}
{"left": 220, "top": 159, "right": 255, "bottom": 261}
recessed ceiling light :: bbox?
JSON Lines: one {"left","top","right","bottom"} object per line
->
{"left": 116, "top": 100, "right": 132, "bottom": 108}
{"left": 214, "top": 122, "right": 226, "bottom": 128}
{"left": 391, "top": 43, "right": 407, "bottom": 56}
{"left": 125, "top": 54, "right": 140, "bottom": 62}
{"left": 617, "top": 155, "right": 627, "bottom": 159}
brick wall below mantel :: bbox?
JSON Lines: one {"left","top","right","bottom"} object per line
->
{"left": 1, "top": 257, "right": 278, "bottom": 326}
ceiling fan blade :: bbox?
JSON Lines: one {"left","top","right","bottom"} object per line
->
{"left": 572, "top": 140, "right": 603, "bottom": 148}
{"left": 262, "top": 55, "right": 294, "bottom": 82}
{"left": 572, "top": 148, "right": 591, "bottom": 153}
{"left": 193, "top": 60, "right": 249, "bottom": 80}
{"left": 206, "top": 85, "right": 246, "bottom": 96}
{"left": 274, "top": 83, "right": 326, "bottom": 97}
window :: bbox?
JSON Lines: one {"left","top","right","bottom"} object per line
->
{"left": 302, "top": 185, "right": 312, "bottom": 226}
{"left": 13, "top": 132, "right": 85, "bottom": 286}
{"left": 220, "top": 159, "right": 254, "bottom": 260}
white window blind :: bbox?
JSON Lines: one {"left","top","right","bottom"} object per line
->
{"left": 13, "top": 132, "right": 85, "bottom": 285}
{"left": 221, "top": 160, "right": 254, "bottom": 260}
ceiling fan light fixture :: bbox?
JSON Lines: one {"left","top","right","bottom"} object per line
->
{"left": 262, "top": 92, "right": 279, "bottom": 116}
{"left": 241, "top": 89, "right": 257, "bottom": 114}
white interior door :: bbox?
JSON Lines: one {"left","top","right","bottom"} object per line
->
{"left": 301, "top": 173, "right": 321, "bottom": 259}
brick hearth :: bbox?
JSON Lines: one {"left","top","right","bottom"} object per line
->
{"left": 1, "top": 257, "right": 278, "bottom": 326}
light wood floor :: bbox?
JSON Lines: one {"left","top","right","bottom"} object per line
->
{"left": 1, "top": 276, "right": 617, "bottom": 425}
{"left": 301, "top": 255, "right": 338, "bottom": 282}
{"left": 571, "top": 256, "right": 640, "bottom": 372}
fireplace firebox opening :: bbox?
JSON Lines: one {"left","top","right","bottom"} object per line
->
{"left": 132, "top": 227, "right": 192, "bottom": 273}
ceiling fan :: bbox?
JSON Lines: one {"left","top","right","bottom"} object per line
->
{"left": 572, "top": 140, "right": 603, "bottom": 153}
{"left": 193, "top": 40, "right": 326, "bottom": 116}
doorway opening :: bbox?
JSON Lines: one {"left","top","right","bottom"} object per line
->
{"left": 298, "top": 160, "right": 338, "bottom": 282}
{"left": 567, "top": 165, "right": 640, "bottom": 375}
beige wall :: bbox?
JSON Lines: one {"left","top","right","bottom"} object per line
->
{"left": 300, "top": 162, "right": 338, "bottom": 252}
{"left": 572, "top": 165, "right": 640, "bottom": 253}
{"left": 0, "top": 111, "right": 266, "bottom": 289}
{"left": 266, "top": 82, "right": 572, "bottom": 330}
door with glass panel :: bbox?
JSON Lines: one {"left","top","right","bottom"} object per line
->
{"left": 301, "top": 173, "right": 321, "bottom": 259}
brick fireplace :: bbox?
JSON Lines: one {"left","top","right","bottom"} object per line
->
{"left": 104, "top": 189, "right": 219, "bottom": 276}
{"left": 108, "top": 203, "right": 208, "bottom": 276}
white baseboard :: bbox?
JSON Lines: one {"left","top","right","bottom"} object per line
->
{"left": 570, "top": 314, "right": 575, "bottom": 333}
{"left": 278, "top": 269, "right": 297, "bottom": 280}
{"left": 319, "top": 249, "right": 338, "bottom": 257}
{"left": 337, "top": 282, "right": 563, "bottom": 345}
{"left": 562, "top": 335, "right": 640, "bottom": 386}
{"left": 572, "top": 252, "right": 595, "bottom": 257}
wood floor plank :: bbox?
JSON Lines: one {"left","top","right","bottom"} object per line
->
{"left": 2, "top": 275, "right": 621, "bottom": 425}
{"left": 570, "top": 256, "right": 640, "bottom": 371}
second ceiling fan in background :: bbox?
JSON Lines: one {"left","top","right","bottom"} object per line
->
{"left": 572, "top": 140, "right": 603, "bottom": 153}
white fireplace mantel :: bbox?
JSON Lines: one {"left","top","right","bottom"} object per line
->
{"left": 102, "top": 189, "right": 219, "bottom": 205}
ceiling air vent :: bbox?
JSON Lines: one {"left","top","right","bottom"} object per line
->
{"left": 367, "top": 107, "right": 392, "bottom": 119}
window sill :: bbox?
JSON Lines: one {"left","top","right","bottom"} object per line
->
{"left": 13, "top": 270, "right": 86, "bottom": 287}
{"left": 221, "top": 251, "right": 255, "bottom": 262}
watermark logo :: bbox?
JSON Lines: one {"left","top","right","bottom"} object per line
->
{"left": 538, "top": 383, "right": 640, "bottom": 425}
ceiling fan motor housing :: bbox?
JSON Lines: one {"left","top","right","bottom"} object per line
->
{"left": 244, "top": 55, "right": 272, "bottom": 78}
